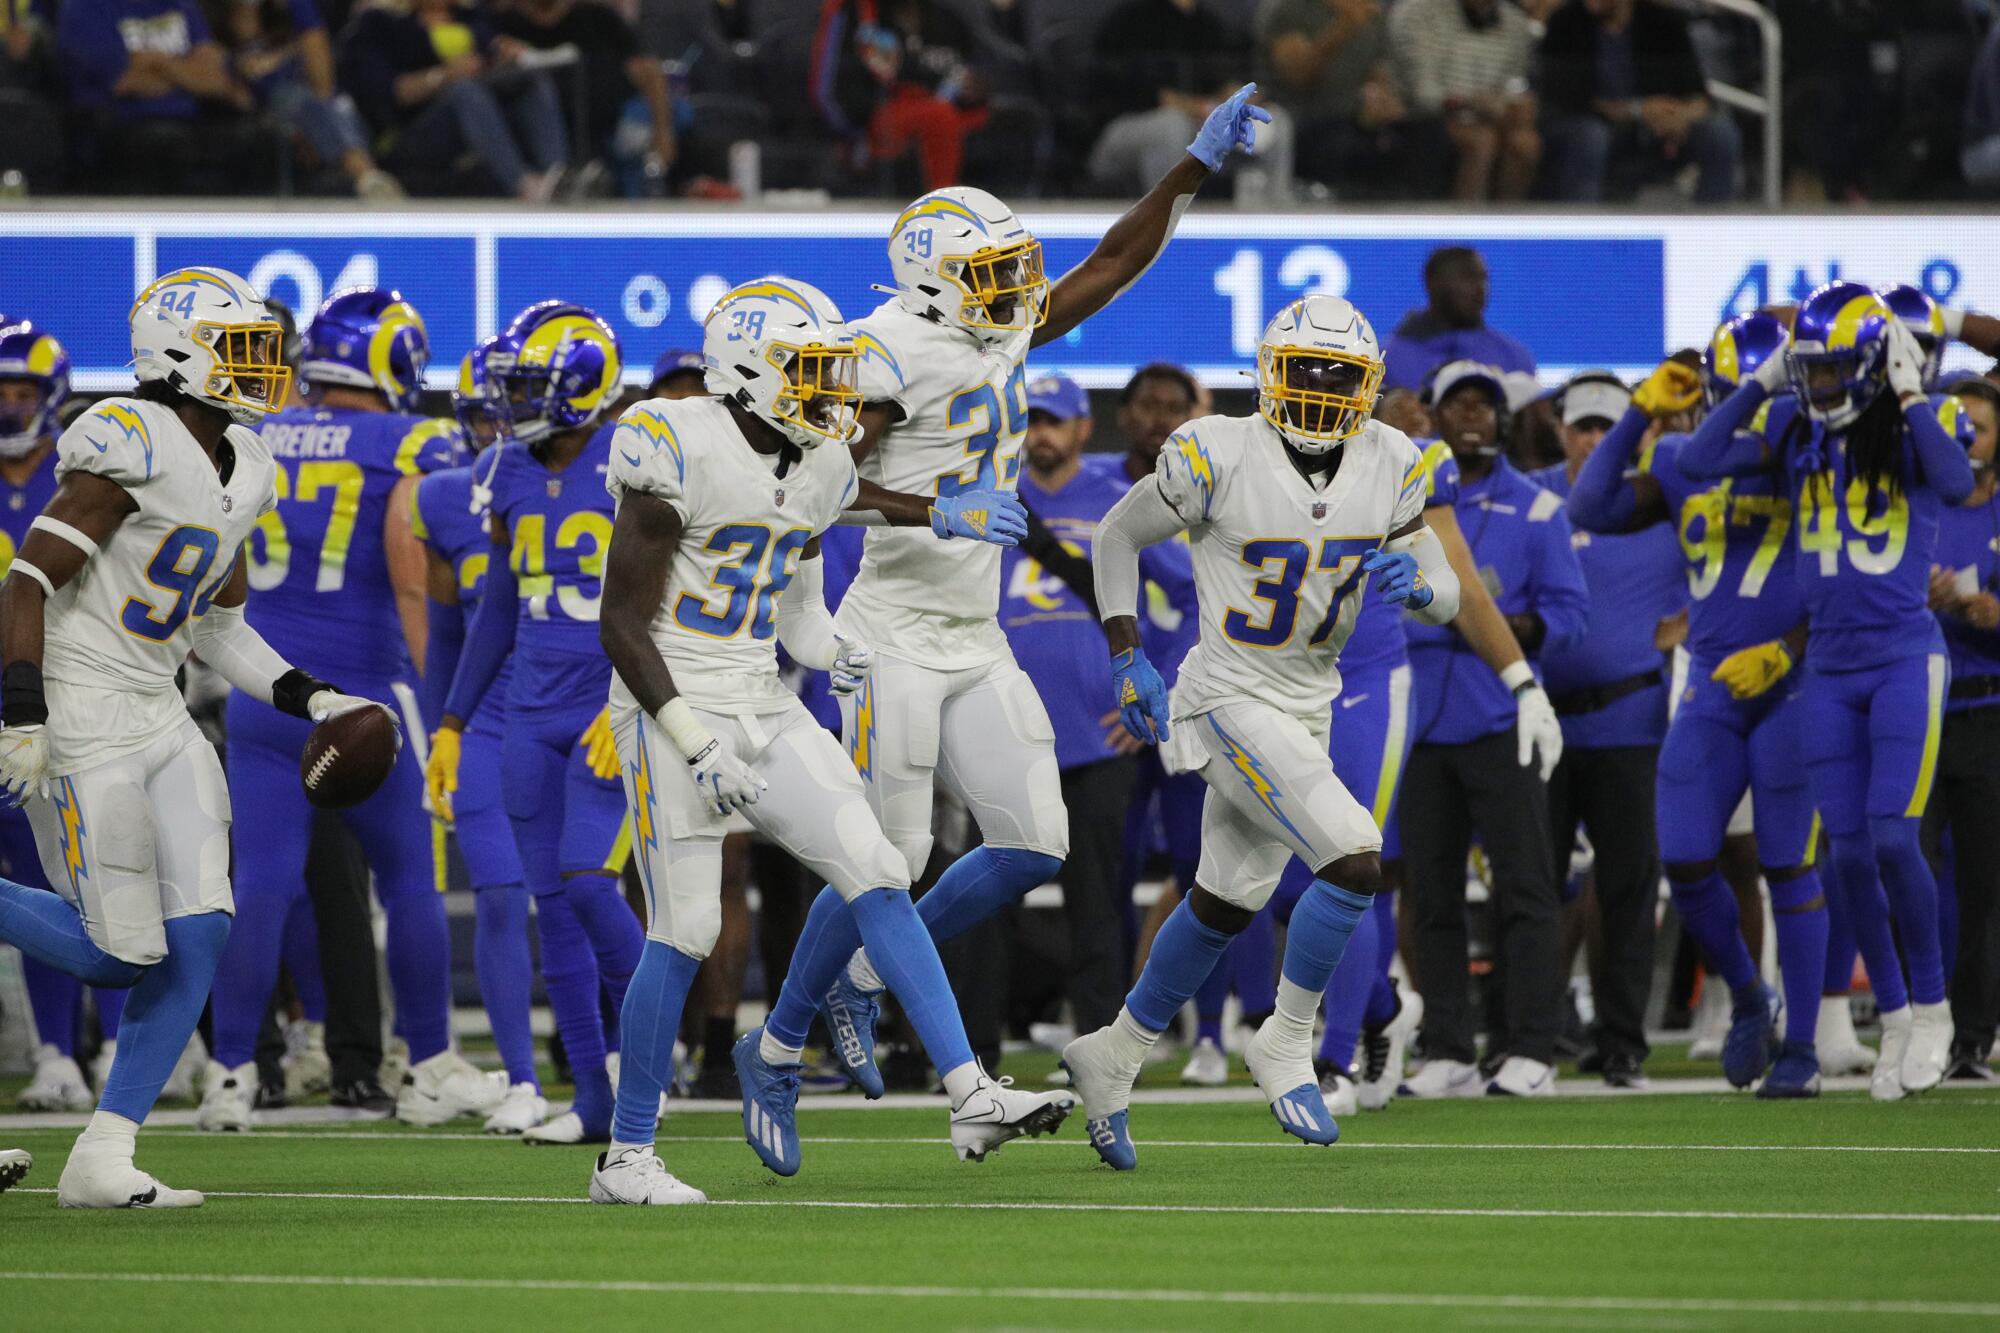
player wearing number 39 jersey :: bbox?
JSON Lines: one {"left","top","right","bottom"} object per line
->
{"left": 1683, "top": 281, "right": 1977, "bottom": 1101}
{"left": 0, "top": 266, "right": 390, "bottom": 1207}
{"left": 1064, "top": 294, "right": 1461, "bottom": 1168}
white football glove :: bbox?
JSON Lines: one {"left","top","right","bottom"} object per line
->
{"left": 686, "top": 734, "right": 766, "bottom": 817}
{"left": 1515, "top": 684, "right": 1562, "bottom": 782}
{"left": 0, "top": 724, "right": 49, "bottom": 806}
{"left": 829, "top": 633, "right": 872, "bottom": 697}
{"left": 1750, "top": 346, "right": 1790, "bottom": 396}
{"left": 1884, "top": 318, "right": 1928, "bottom": 400}
{"left": 307, "top": 691, "right": 404, "bottom": 751}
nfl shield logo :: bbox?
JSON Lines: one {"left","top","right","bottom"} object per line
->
{"left": 774, "top": 487, "right": 786, "bottom": 507}
{"left": 221, "top": 494, "right": 233, "bottom": 512}
{"left": 1311, "top": 501, "right": 1327, "bottom": 520}
{"left": 547, "top": 480, "right": 562, "bottom": 498}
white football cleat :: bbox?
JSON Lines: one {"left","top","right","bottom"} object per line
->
{"left": 283, "top": 1020, "right": 331, "bottom": 1097}
{"left": 195, "top": 1060, "right": 256, "bottom": 1132}
{"left": 1358, "top": 988, "right": 1422, "bottom": 1111}
{"left": 523, "top": 1110, "right": 605, "bottom": 1146}
{"left": 90, "top": 1039, "right": 118, "bottom": 1092}
{"left": 1815, "top": 997, "right": 1876, "bottom": 1076}
{"left": 483, "top": 1082, "right": 549, "bottom": 1135}
{"left": 1398, "top": 1058, "right": 1484, "bottom": 1099}
{"left": 948, "top": 1072, "right": 1076, "bottom": 1162}
{"left": 1180, "top": 1035, "right": 1228, "bottom": 1086}
{"left": 589, "top": 1145, "right": 707, "bottom": 1205}
{"left": 0, "top": 1148, "right": 31, "bottom": 1193}
{"left": 1486, "top": 1055, "right": 1557, "bottom": 1097}
{"left": 21, "top": 1045, "right": 94, "bottom": 1112}
{"left": 1871, "top": 1007, "right": 1911, "bottom": 1102}
{"left": 57, "top": 1147, "right": 202, "bottom": 1209}
{"left": 160, "top": 1032, "right": 208, "bottom": 1103}
{"left": 1688, "top": 982, "right": 1730, "bottom": 1062}
{"left": 1319, "top": 1069, "right": 1359, "bottom": 1117}
{"left": 379, "top": 1036, "right": 410, "bottom": 1096}
{"left": 1902, "top": 1002, "right": 1953, "bottom": 1094}
{"left": 397, "top": 1051, "right": 505, "bottom": 1126}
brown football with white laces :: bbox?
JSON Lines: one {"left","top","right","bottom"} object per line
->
{"left": 299, "top": 706, "right": 398, "bottom": 809}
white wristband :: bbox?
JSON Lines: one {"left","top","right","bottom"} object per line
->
{"left": 1941, "top": 306, "right": 1967, "bottom": 339}
{"left": 654, "top": 697, "right": 712, "bottom": 762}
{"left": 7, "top": 558, "right": 54, "bottom": 599}
{"left": 1499, "top": 660, "right": 1536, "bottom": 693}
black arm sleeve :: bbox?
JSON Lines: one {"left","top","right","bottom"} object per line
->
{"left": 1020, "top": 503, "right": 1101, "bottom": 621}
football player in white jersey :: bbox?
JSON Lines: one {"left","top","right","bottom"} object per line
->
{"left": 0, "top": 267, "right": 389, "bottom": 1207}
{"left": 1060, "top": 295, "right": 1462, "bottom": 1168}
{"left": 758, "top": 84, "right": 1276, "bottom": 1098}
{"left": 589, "top": 277, "right": 1073, "bottom": 1204}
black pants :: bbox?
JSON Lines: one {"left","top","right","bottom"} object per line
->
{"left": 1922, "top": 703, "right": 2000, "bottom": 1053}
{"left": 1548, "top": 744, "right": 1660, "bottom": 1062}
{"left": 306, "top": 812, "right": 384, "bottom": 1087}
{"left": 1403, "top": 730, "right": 1564, "bottom": 1065}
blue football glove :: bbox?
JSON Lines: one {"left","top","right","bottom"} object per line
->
{"left": 1110, "top": 647, "right": 1171, "bottom": 745}
{"left": 1362, "top": 548, "right": 1433, "bottom": 610}
{"left": 1187, "top": 83, "right": 1273, "bottom": 170}
{"left": 929, "top": 489, "right": 1028, "bottom": 546}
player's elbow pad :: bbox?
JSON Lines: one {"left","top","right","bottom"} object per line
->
{"left": 775, "top": 556, "right": 839, "bottom": 671}
{"left": 1389, "top": 527, "right": 1459, "bottom": 626}
{"left": 189, "top": 603, "right": 293, "bottom": 706}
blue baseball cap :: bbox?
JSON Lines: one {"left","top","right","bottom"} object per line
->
{"left": 1026, "top": 372, "right": 1090, "bottom": 421}
{"left": 650, "top": 349, "right": 705, "bottom": 386}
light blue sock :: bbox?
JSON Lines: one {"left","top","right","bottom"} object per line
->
{"left": 1282, "top": 881, "right": 1371, "bottom": 993}
{"left": 0, "top": 879, "right": 145, "bottom": 988}
{"left": 1128, "top": 899, "right": 1235, "bottom": 1033}
{"left": 916, "top": 846, "right": 1064, "bottom": 943}
{"left": 766, "top": 885, "right": 856, "bottom": 1051}
{"left": 611, "top": 940, "right": 702, "bottom": 1146}
{"left": 100, "top": 912, "right": 229, "bottom": 1123}
{"left": 849, "top": 888, "right": 973, "bottom": 1075}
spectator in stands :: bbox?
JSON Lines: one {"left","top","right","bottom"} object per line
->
{"left": 1085, "top": 0, "right": 1259, "bottom": 195}
{"left": 1965, "top": 16, "right": 2000, "bottom": 196}
{"left": 1382, "top": 245, "right": 1537, "bottom": 397}
{"left": 1538, "top": 0, "right": 1739, "bottom": 204}
{"left": 57, "top": 0, "right": 283, "bottom": 193}
{"left": 811, "top": 0, "right": 990, "bottom": 192}
{"left": 211, "top": 0, "right": 404, "bottom": 198}
{"left": 497, "top": 0, "right": 676, "bottom": 198}
{"left": 339, "top": 0, "right": 568, "bottom": 200}
{"left": 1, "top": 0, "right": 65, "bottom": 188}
{"left": 1255, "top": 0, "right": 1445, "bottom": 197}
{"left": 1387, "top": 0, "right": 1539, "bottom": 201}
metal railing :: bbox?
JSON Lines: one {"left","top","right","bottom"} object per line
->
{"left": 1692, "top": 0, "right": 1784, "bottom": 207}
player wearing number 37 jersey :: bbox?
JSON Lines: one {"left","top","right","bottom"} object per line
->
{"left": 0, "top": 266, "right": 390, "bottom": 1207}
{"left": 1063, "top": 294, "right": 1461, "bottom": 1168}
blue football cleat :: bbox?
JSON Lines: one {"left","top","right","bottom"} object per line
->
{"left": 819, "top": 971, "right": 885, "bottom": 1100}
{"left": 733, "top": 1029, "right": 802, "bottom": 1176}
{"left": 1083, "top": 1108, "right": 1137, "bottom": 1171}
{"left": 1756, "top": 1040, "right": 1822, "bottom": 1099}
{"left": 1266, "top": 1082, "right": 1341, "bottom": 1146}
{"left": 1722, "top": 983, "right": 1781, "bottom": 1089}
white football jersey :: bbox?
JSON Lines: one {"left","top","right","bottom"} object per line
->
{"left": 605, "top": 395, "right": 858, "bottom": 714}
{"left": 838, "top": 298, "right": 1031, "bottom": 665}
{"left": 1159, "top": 414, "right": 1429, "bottom": 720}
{"left": 41, "top": 397, "right": 278, "bottom": 773}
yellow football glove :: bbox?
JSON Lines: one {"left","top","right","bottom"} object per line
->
{"left": 425, "top": 726, "right": 462, "bottom": 822}
{"left": 1632, "top": 360, "right": 1703, "bottom": 419}
{"left": 581, "top": 705, "right": 620, "bottom": 780}
{"left": 1711, "top": 640, "right": 1793, "bottom": 700}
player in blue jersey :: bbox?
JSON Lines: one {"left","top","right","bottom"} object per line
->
{"left": 426, "top": 301, "right": 646, "bottom": 1145}
{"left": 406, "top": 337, "right": 546, "bottom": 1133}
{"left": 1681, "top": 282, "right": 1975, "bottom": 1099}
{"left": 202, "top": 288, "right": 489, "bottom": 1131}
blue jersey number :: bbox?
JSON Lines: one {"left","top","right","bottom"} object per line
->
{"left": 939, "top": 367, "right": 1028, "bottom": 498}
{"left": 1223, "top": 537, "right": 1376, "bottom": 649}
{"left": 121, "top": 525, "right": 230, "bottom": 641}
{"left": 674, "top": 524, "right": 811, "bottom": 640}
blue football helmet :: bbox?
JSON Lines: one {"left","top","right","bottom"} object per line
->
{"left": 1788, "top": 281, "right": 1894, "bottom": 429}
{"left": 301, "top": 288, "right": 430, "bottom": 412}
{"left": 488, "top": 300, "right": 623, "bottom": 452}
{"left": 1704, "top": 312, "right": 1789, "bottom": 408}
{"left": 1881, "top": 284, "right": 1947, "bottom": 388}
{"left": 453, "top": 333, "right": 507, "bottom": 448}
{"left": 0, "top": 320, "right": 71, "bottom": 459}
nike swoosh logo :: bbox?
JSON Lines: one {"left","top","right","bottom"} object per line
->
{"left": 619, "top": 450, "right": 642, "bottom": 467}
{"left": 88, "top": 437, "right": 110, "bottom": 453}
{"left": 1340, "top": 694, "right": 1370, "bottom": 709}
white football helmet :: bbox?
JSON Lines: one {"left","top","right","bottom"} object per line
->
{"left": 1257, "top": 294, "right": 1384, "bottom": 453}
{"left": 887, "top": 187, "right": 1048, "bottom": 344}
{"left": 129, "top": 266, "right": 291, "bottom": 424}
{"left": 703, "top": 277, "right": 860, "bottom": 448}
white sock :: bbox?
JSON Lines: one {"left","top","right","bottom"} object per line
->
{"left": 1265, "top": 978, "right": 1319, "bottom": 1059}
{"left": 848, "top": 951, "right": 883, "bottom": 994}
{"left": 759, "top": 1031, "right": 804, "bottom": 1067}
{"left": 607, "top": 1139, "right": 651, "bottom": 1161}
{"left": 940, "top": 1061, "right": 984, "bottom": 1108}
{"left": 77, "top": 1110, "right": 139, "bottom": 1151}
{"left": 1112, "top": 1006, "right": 1164, "bottom": 1056}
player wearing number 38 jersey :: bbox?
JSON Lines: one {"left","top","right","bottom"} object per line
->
{"left": 1683, "top": 281, "right": 1977, "bottom": 1102}
{"left": 1063, "top": 294, "right": 1460, "bottom": 1168}
{"left": 0, "top": 265, "right": 390, "bottom": 1207}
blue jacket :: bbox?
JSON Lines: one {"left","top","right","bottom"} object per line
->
{"left": 1933, "top": 493, "right": 2000, "bottom": 714}
{"left": 1382, "top": 309, "right": 1536, "bottom": 395}
{"left": 1408, "top": 456, "right": 1590, "bottom": 746}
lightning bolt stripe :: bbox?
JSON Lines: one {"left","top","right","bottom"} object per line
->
{"left": 853, "top": 333, "right": 906, "bottom": 389}
{"left": 1169, "top": 431, "right": 1216, "bottom": 519}
{"left": 87, "top": 402, "right": 155, "bottom": 479}
{"left": 53, "top": 776, "right": 88, "bottom": 896}
{"left": 720, "top": 281, "right": 818, "bottom": 320}
{"left": 617, "top": 408, "right": 686, "bottom": 483}
{"left": 1206, "top": 714, "right": 1306, "bottom": 846}
{"left": 629, "top": 725, "right": 661, "bottom": 917}
{"left": 129, "top": 268, "right": 239, "bottom": 319}
{"left": 848, "top": 675, "right": 876, "bottom": 780}
{"left": 892, "top": 196, "right": 989, "bottom": 238}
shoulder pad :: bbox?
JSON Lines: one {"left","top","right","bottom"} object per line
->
{"left": 57, "top": 398, "right": 170, "bottom": 488}
{"left": 394, "top": 417, "right": 464, "bottom": 476}
{"left": 1155, "top": 417, "right": 1232, "bottom": 523}
{"left": 607, "top": 399, "right": 692, "bottom": 507}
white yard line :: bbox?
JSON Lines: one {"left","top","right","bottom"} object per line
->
{"left": 0, "top": 1270, "right": 1996, "bottom": 1319}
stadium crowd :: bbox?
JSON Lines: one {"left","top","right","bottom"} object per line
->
{"left": 3, "top": 0, "right": 2000, "bottom": 203}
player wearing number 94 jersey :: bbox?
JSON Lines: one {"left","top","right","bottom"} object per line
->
{"left": 0, "top": 265, "right": 388, "bottom": 1207}
{"left": 1063, "top": 294, "right": 1460, "bottom": 1168}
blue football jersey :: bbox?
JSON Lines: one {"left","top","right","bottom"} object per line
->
{"left": 0, "top": 447, "right": 59, "bottom": 578}
{"left": 1644, "top": 429, "right": 1803, "bottom": 661}
{"left": 247, "top": 407, "right": 460, "bottom": 683}
{"left": 413, "top": 463, "right": 510, "bottom": 728}
{"left": 480, "top": 423, "right": 618, "bottom": 661}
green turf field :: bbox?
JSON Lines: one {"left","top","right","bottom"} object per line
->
{"left": 3, "top": 1088, "right": 1996, "bottom": 1330}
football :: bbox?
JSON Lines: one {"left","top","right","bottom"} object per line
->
{"left": 299, "top": 705, "right": 399, "bottom": 809}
